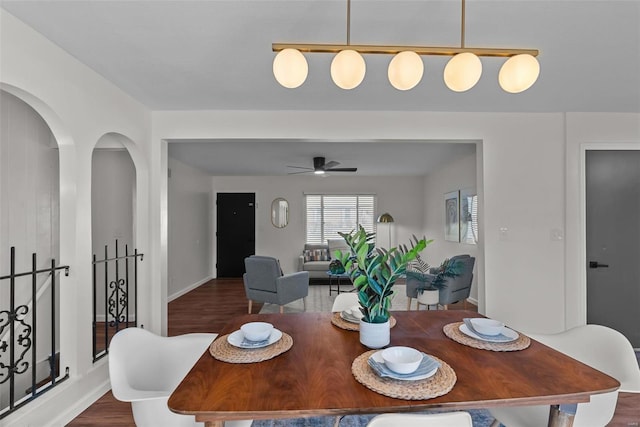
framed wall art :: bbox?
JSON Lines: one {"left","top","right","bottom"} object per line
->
{"left": 444, "top": 191, "right": 460, "bottom": 242}
{"left": 459, "top": 188, "right": 478, "bottom": 244}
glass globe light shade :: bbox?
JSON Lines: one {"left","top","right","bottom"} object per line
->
{"left": 443, "top": 52, "right": 482, "bottom": 92}
{"left": 273, "top": 49, "right": 308, "bottom": 88}
{"left": 331, "top": 50, "right": 366, "bottom": 90}
{"left": 388, "top": 51, "right": 424, "bottom": 90}
{"left": 498, "top": 54, "right": 540, "bottom": 93}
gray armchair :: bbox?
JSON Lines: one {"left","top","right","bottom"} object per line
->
{"left": 243, "top": 255, "right": 309, "bottom": 314}
{"left": 406, "top": 254, "right": 475, "bottom": 310}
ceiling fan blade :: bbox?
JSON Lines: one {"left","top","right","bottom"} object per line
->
{"left": 287, "top": 170, "right": 313, "bottom": 175}
{"left": 322, "top": 160, "right": 340, "bottom": 170}
{"left": 287, "top": 165, "right": 314, "bottom": 170}
{"left": 326, "top": 167, "right": 357, "bottom": 172}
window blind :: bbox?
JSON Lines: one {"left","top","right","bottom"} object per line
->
{"left": 305, "top": 195, "right": 376, "bottom": 244}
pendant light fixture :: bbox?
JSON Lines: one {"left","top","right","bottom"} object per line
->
{"left": 272, "top": 0, "right": 540, "bottom": 93}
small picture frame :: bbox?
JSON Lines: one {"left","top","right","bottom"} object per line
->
{"left": 444, "top": 191, "right": 460, "bottom": 242}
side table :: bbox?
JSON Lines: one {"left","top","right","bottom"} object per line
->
{"left": 326, "top": 271, "right": 353, "bottom": 295}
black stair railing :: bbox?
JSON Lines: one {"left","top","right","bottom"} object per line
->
{"left": 92, "top": 240, "right": 143, "bottom": 362}
{"left": 0, "top": 247, "right": 69, "bottom": 419}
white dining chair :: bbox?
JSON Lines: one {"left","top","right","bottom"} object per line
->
{"left": 366, "top": 412, "right": 473, "bottom": 427}
{"left": 331, "top": 292, "right": 359, "bottom": 312}
{"left": 109, "top": 327, "right": 253, "bottom": 427}
{"left": 489, "top": 324, "right": 640, "bottom": 427}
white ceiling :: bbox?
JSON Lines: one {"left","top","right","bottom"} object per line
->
{"left": 2, "top": 0, "right": 638, "bottom": 175}
{"left": 2, "top": 0, "right": 638, "bottom": 113}
{"left": 167, "top": 139, "right": 477, "bottom": 176}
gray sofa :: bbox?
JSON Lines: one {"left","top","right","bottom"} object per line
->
{"left": 298, "top": 238, "right": 349, "bottom": 279}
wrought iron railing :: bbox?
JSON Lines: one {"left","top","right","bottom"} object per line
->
{"left": 0, "top": 247, "right": 69, "bottom": 419}
{"left": 92, "top": 240, "right": 143, "bottom": 362}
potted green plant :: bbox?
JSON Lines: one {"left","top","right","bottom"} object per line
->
{"left": 408, "top": 256, "right": 462, "bottom": 307}
{"left": 336, "top": 226, "right": 430, "bottom": 348}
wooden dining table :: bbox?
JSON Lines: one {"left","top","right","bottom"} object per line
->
{"left": 168, "top": 311, "right": 620, "bottom": 427}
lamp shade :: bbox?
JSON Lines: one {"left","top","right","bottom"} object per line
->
{"left": 498, "top": 54, "right": 540, "bottom": 93}
{"left": 377, "top": 213, "right": 394, "bottom": 223}
{"left": 444, "top": 52, "right": 482, "bottom": 92}
{"left": 331, "top": 50, "right": 366, "bottom": 90}
{"left": 273, "top": 48, "right": 308, "bottom": 88}
{"left": 388, "top": 51, "right": 424, "bottom": 90}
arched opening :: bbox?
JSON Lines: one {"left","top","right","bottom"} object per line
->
{"left": 91, "top": 133, "right": 138, "bottom": 360}
{"left": 0, "top": 89, "right": 63, "bottom": 412}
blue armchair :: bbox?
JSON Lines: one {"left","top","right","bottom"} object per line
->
{"left": 243, "top": 255, "right": 309, "bottom": 314}
{"left": 406, "top": 254, "right": 475, "bottom": 310}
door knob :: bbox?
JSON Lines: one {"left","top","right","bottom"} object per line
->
{"left": 588, "top": 261, "right": 609, "bottom": 269}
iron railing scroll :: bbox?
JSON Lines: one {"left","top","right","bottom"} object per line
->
{"left": 92, "top": 240, "right": 143, "bottom": 362}
{"left": 0, "top": 247, "right": 70, "bottom": 419}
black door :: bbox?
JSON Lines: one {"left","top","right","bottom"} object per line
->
{"left": 216, "top": 193, "right": 255, "bottom": 277}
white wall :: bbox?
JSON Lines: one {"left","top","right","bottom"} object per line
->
{"left": 91, "top": 149, "right": 135, "bottom": 252}
{"left": 422, "top": 150, "right": 480, "bottom": 302}
{"left": 0, "top": 91, "right": 59, "bottom": 269}
{"left": 209, "top": 175, "right": 425, "bottom": 275}
{"left": 168, "top": 157, "right": 212, "bottom": 299}
{"left": 1, "top": 9, "right": 151, "bottom": 427}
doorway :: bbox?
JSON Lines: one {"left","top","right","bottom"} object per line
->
{"left": 216, "top": 193, "right": 256, "bottom": 277}
{"left": 585, "top": 150, "right": 640, "bottom": 347}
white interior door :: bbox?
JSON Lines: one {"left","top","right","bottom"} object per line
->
{"left": 586, "top": 150, "right": 640, "bottom": 347}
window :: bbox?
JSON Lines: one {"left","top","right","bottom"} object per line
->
{"left": 305, "top": 195, "right": 376, "bottom": 243}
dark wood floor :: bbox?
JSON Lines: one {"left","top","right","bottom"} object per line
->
{"left": 67, "top": 278, "right": 639, "bottom": 426}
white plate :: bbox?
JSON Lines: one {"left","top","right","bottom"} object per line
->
{"left": 227, "top": 328, "right": 283, "bottom": 349}
{"left": 369, "top": 351, "right": 438, "bottom": 381}
{"left": 459, "top": 324, "right": 518, "bottom": 343}
{"left": 340, "top": 311, "right": 361, "bottom": 324}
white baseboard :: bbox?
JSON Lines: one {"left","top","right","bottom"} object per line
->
{"left": 168, "top": 276, "right": 212, "bottom": 302}
{"left": 467, "top": 297, "right": 478, "bottom": 306}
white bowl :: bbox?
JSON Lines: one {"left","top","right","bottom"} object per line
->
{"left": 381, "top": 346, "right": 422, "bottom": 374}
{"left": 240, "top": 322, "right": 274, "bottom": 341}
{"left": 348, "top": 305, "right": 363, "bottom": 319}
{"left": 470, "top": 318, "right": 505, "bottom": 336}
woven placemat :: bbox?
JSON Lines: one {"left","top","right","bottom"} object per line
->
{"left": 209, "top": 332, "right": 293, "bottom": 363}
{"left": 331, "top": 313, "right": 397, "bottom": 331}
{"left": 351, "top": 350, "right": 456, "bottom": 400}
{"left": 443, "top": 322, "right": 531, "bottom": 352}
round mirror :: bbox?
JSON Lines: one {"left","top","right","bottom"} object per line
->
{"left": 271, "top": 198, "right": 289, "bottom": 228}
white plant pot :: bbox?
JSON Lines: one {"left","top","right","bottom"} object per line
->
{"left": 417, "top": 289, "right": 439, "bottom": 307}
{"left": 359, "top": 319, "right": 390, "bottom": 349}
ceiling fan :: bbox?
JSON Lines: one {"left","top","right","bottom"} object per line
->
{"left": 287, "top": 156, "right": 357, "bottom": 175}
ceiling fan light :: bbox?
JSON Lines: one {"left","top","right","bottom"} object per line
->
{"left": 273, "top": 48, "right": 308, "bottom": 88}
{"left": 331, "top": 50, "right": 366, "bottom": 90}
{"left": 498, "top": 54, "right": 540, "bottom": 93}
{"left": 314, "top": 170, "right": 325, "bottom": 175}
{"left": 388, "top": 51, "right": 423, "bottom": 90}
{"left": 443, "top": 52, "right": 482, "bottom": 92}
